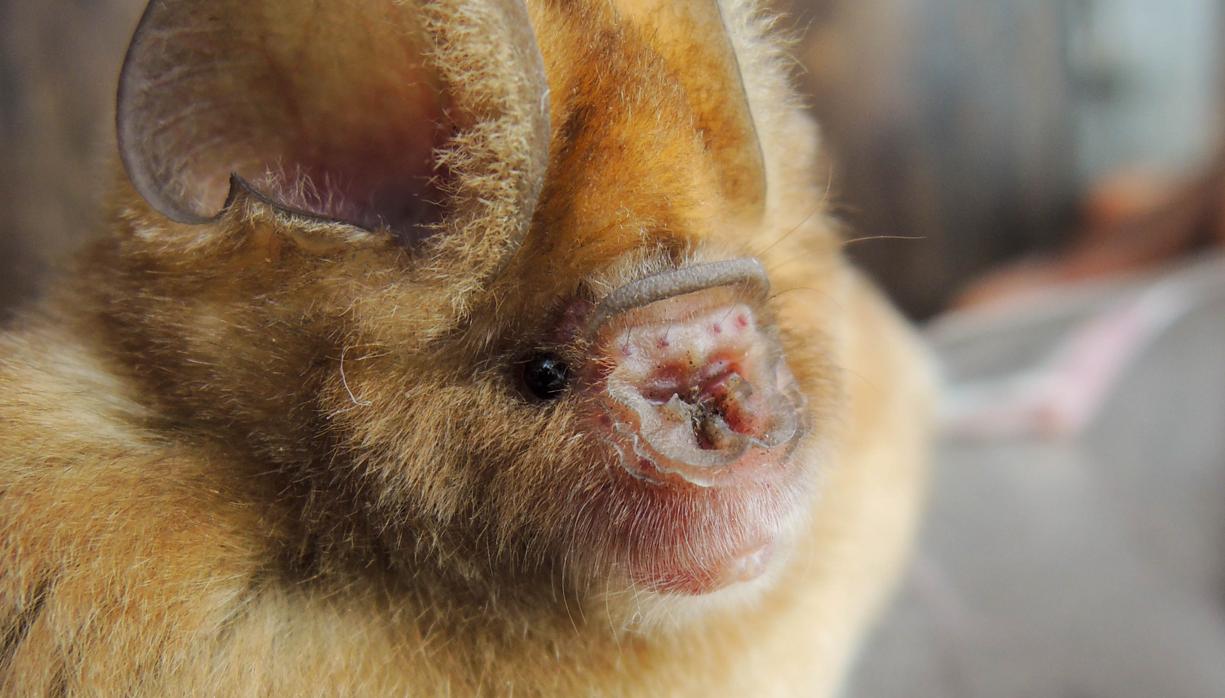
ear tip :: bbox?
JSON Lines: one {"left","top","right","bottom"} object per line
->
{"left": 117, "top": 0, "right": 214, "bottom": 225}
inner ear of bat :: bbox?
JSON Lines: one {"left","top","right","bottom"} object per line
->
{"left": 119, "top": 1, "right": 458, "bottom": 244}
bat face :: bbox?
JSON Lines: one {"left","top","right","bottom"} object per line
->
{"left": 108, "top": 0, "right": 843, "bottom": 621}
{"left": 479, "top": 259, "right": 812, "bottom": 598}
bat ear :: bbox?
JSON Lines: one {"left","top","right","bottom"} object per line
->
{"left": 617, "top": 0, "right": 766, "bottom": 221}
{"left": 118, "top": 0, "right": 551, "bottom": 253}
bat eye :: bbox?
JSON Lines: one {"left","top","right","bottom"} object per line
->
{"left": 522, "top": 353, "right": 570, "bottom": 401}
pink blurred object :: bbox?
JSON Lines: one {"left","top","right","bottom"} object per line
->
{"left": 938, "top": 254, "right": 1225, "bottom": 440}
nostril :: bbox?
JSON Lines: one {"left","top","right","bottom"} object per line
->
{"left": 696, "top": 412, "right": 735, "bottom": 451}
{"left": 659, "top": 392, "right": 735, "bottom": 452}
{"left": 702, "top": 372, "right": 760, "bottom": 436}
{"left": 628, "top": 336, "right": 767, "bottom": 447}
{"left": 645, "top": 367, "right": 758, "bottom": 451}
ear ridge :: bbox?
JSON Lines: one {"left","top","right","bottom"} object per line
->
{"left": 613, "top": 0, "right": 767, "bottom": 221}
{"left": 118, "top": 0, "right": 551, "bottom": 268}
{"left": 416, "top": 0, "right": 552, "bottom": 285}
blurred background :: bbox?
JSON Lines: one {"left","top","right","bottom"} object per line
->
{"left": 2, "top": 1, "right": 1224, "bottom": 696}
{"left": 1, "top": 0, "right": 1223, "bottom": 317}
{"left": 782, "top": 0, "right": 1225, "bottom": 317}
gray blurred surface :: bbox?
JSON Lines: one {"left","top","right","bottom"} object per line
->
{"left": 848, "top": 259, "right": 1225, "bottom": 697}
{"left": 0, "top": 0, "right": 144, "bottom": 316}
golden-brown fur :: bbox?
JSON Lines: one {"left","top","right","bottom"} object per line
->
{"left": 0, "top": 0, "right": 934, "bottom": 695}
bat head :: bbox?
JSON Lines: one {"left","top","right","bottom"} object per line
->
{"left": 105, "top": 0, "right": 844, "bottom": 624}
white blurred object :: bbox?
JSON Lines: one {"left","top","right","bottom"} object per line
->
{"left": 1068, "top": 0, "right": 1223, "bottom": 181}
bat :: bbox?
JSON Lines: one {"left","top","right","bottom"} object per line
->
{"left": 0, "top": 0, "right": 934, "bottom": 694}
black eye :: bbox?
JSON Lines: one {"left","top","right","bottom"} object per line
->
{"left": 521, "top": 353, "right": 570, "bottom": 401}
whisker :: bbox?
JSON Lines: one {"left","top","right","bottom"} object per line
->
{"left": 768, "top": 286, "right": 819, "bottom": 301}
{"left": 840, "top": 234, "right": 925, "bottom": 248}
{"left": 767, "top": 284, "right": 852, "bottom": 319}
{"left": 339, "top": 345, "right": 372, "bottom": 407}
{"left": 751, "top": 161, "right": 837, "bottom": 259}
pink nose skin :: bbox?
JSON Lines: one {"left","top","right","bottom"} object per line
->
{"left": 591, "top": 284, "right": 807, "bottom": 488}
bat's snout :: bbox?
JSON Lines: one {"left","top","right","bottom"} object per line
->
{"left": 587, "top": 262, "right": 808, "bottom": 489}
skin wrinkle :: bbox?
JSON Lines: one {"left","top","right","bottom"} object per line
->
{"left": 586, "top": 257, "right": 770, "bottom": 334}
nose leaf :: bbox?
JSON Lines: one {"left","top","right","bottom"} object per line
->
{"left": 594, "top": 288, "right": 807, "bottom": 487}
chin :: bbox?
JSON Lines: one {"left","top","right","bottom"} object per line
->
{"left": 587, "top": 464, "right": 820, "bottom": 632}
{"left": 561, "top": 430, "right": 822, "bottom": 632}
